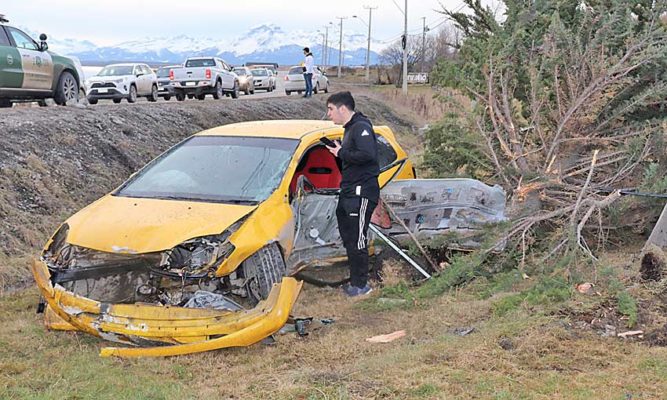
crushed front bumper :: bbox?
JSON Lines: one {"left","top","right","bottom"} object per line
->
{"left": 31, "top": 259, "right": 302, "bottom": 358}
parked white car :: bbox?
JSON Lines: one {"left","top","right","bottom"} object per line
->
{"left": 284, "top": 65, "right": 329, "bottom": 96}
{"left": 250, "top": 68, "right": 276, "bottom": 92}
{"left": 86, "top": 63, "right": 158, "bottom": 104}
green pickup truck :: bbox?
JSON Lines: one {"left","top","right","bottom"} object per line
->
{"left": 0, "top": 15, "right": 84, "bottom": 107}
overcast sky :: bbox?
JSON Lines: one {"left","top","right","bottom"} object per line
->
{"left": 1, "top": 0, "right": 495, "bottom": 45}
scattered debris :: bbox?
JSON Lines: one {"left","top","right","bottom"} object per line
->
{"left": 602, "top": 324, "right": 617, "bottom": 338}
{"left": 576, "top": 282, "right": 595, "bottom": 295}
{"left": 366, "top": 330, "right": 406, "bottom": 343}
{"left": 452, "top": 327, "right": 475, "bottom": 336}
{"left": 184, "top": 291, "right": 244, "bottom": 311}
{"left": 498, "top": 336, "right": 514, "bottom": 351}
{"left": 617, "top": 330, "right": 644, "bottom": 339}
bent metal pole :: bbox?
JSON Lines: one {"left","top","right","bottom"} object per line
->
{"left": 369, "top": 224, "right": 431, "bottom": 279}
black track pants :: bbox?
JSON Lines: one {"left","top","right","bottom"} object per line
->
{"left": 336, "top": 195, "right": 378, "bottom": 288}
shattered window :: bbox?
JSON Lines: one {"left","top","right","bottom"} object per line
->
{"left": 377, "top": 135, "right": 398, "bottom": 169}
{"left": 115, "top": 136, "right": 299, "bottom": 204}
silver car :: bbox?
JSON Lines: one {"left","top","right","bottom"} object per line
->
{"left": 284, "top": 65, "right": 329, "bottom": 96}
{"left": 232, "top": 66, "right": 256, "bottom": 95}
{"left": 250, "top": 68, "right": 276, "bottom": 92}
{"left": 86, "top": 63, "right": 158, "bottom": 104}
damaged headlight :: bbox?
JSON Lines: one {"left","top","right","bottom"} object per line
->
{"left": 157, "top": 219, "right": 244, "bottom": 277}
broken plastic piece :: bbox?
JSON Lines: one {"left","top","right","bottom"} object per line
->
{"left": 31, "top": 259, "right": 302, "bottom": 358}
{"left": 366, "top": 330, "right": 406, "bottom": 343}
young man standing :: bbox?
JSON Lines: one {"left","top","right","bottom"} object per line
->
{"left": 325, "top": 91, "right": 380, "bottom": 296}
{"left": 302, "top": 47, "right": 315, "bottom": 97}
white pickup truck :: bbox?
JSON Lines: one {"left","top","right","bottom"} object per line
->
{"left": 169, "top": 57, "right": 240, "bottom": 101}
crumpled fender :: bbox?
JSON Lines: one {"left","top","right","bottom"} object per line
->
{"left": 31, "top": 259, "right": 302, "bottom": 358}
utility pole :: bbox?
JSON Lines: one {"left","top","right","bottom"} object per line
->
{"left": 323, "top": 25, "right": 329, "bottom": 67}
{"left": 336, "top": 17, "right": 347, "bottom": 78}
{"left": 363, "top": 5, "right": 377, "bottom": 84}
{"left": 402, "top": 0, "right": 408, "bottom": 95}
{"left": 421, "top": 17, "right": 429, "bottom": 73}
{"left": 319, "top": 31, "right": 326, "bottom": 65}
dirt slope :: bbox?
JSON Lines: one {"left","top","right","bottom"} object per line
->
{"left": 0, "top": 97, "right": 415, "bottom": 290}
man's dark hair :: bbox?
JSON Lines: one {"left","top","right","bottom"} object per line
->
{"left": 303, "top": 47, "right": 310, "bottom": 53}
{"left": 327, "top": 91, "right": 355, "bottom": 111}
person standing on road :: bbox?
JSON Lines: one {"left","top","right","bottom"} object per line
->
{"left": 325, "top": 91, "right": 380, "bottom": 297}
{"left": 302, "top": 47, "right": 315, "bottom": 98}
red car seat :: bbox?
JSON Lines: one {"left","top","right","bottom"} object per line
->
{"left": 290, "top": 146, "right": 342, "bottom": 193}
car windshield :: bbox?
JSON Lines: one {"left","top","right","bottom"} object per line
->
{"left": 251, "top": 69, "right": 268, "bottom": 76}
{"left": 186, "top": 59, "right": 216, "bottom": 67}
{"left": 288, "top": 67, "right": 303, "bottom": 75}
{"left": 98, "top": 66, "right": 134, "bottom": 76}
{"left": 233, "top": 69, "right": 247, "bottom": 75}
{"left": 115, "top": 136, "right": 299, "bottom": 204}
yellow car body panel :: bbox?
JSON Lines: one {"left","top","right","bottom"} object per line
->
{"left": 66, "top": 195, "right": 256, "bottom": 253}
{"left": 32, "top": 259, "right": 302, "bottom": 358}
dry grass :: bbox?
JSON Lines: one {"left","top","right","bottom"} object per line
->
{"left": 3, "top": 252, "right": 667, "bottom": 399}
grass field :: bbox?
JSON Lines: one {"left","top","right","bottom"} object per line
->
{"left": 2, "top": 252, "right": 666, "bottom": 399}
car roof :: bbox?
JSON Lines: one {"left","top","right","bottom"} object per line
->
{"left": 196, "top": 120, "right": 338, "bottom": 139}
{"left": 105, "top": 63, "right": 142, "bottom": 67}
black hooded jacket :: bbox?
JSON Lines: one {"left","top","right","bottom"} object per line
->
{"left": 338, "top": 112, "right": 380, "bottom": 200}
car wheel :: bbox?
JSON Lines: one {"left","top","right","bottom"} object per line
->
{"left": 213, "top": 80, "right": 223, "bottom": 100}
{"left": 164, "top": 95, "right": 171, "bottom": 101}
{"left": 250, "top": 88, "right": 255, "bottom": 95}
{"left": 324, "top": 82, "right": 329, "bottom": 93}
{"left": 127, "top": 85, "right": 138, "bottom": 103}
{"left": 88, "top": 98, "right": 99, "bottom": 105}
{"left": 285, "top": 91, "right": 291, "bottom": 95}
{"left": 187, "top": 94, "right": 194, "bottom": 99}
{"left": 231, "top": 81, "right": 239, "bottom": 99}
{"left": 147, "top": 85, "right": 158, "bottom": 102}
{"left": 0, "top": 99, "right": 12, "bottom": 108}
{"left": 113, "top": 98, "right": 122, "bottom": 104}
{"left": 54, "top": 71, "right": 79, "bottom": 106}
{"left": 176, "top": 93, "right": 185, "bottom": 101}
{"left": 243, "top": 243, "right": 286, "bottom": 303}
{"left": 196, "top": 94, "right": 206, "bottom": 100}
{"left": 314, "top": 83, "right": 319, "bottom": 94}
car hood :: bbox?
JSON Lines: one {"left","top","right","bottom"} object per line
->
{"left": 65, "top": 195, "right": 257, "bottom": 254}
{"left": 88, "top": 75, "right": 133, "bottom": 82}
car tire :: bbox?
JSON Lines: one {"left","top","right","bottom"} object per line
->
{"left": 187, "top": 94, "right": 194, "bottom": 99}
{"left": 88, "top": 98, "right": 99, "bottom": 105}
{"left": 176, "top": 93, "right": 185, "bottom": 101}
{"left": 54, "top": 71, "right": 79, "bottom": 106}
{"left": 147, "top": 85, "right": 158, "bottom": 102}
{"left": 324, "top": 82, "right": 329, "bottom": 93}
{"left": 164, "top": 95, "right": 171, "bottom": 101}
{"left": 213, "top": 80, "right": 223, "bottom": 100}
{"left": 314, "top": 83, "right": 319, "bottom": 94}
{"left": 0, "top": 99, "right": 12, "bottom": 108}
{"left": 243, "top": 243, "right": 286, "bottom": 302}
{"left": 196, "top": 94, "right": 206, "bottom": 100}
{"left": 250, "top": 88, "right": 255, "bottom": 95}
{"left": 127, "top": 85, "right": 138, "bottom": 103}
{"left": 113, "top": 98, "right": 122, "bottom": 104}
{"left": 285, "top": 91, "right": 291, "bottom": 95}
{"left": 230, "top": 81, "right": 239, "bottom": 99}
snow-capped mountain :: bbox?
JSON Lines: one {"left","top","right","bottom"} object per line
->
{"left": 33, "top": 23, "right": 384, "bottom": 66}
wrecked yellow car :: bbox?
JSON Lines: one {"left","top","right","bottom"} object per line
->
{"left": 33, "top": 120, "right": 418, "bottom": 357}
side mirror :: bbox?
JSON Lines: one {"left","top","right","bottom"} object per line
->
{"left": 39, "top": 33, "right": 48, "bottom": 51}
